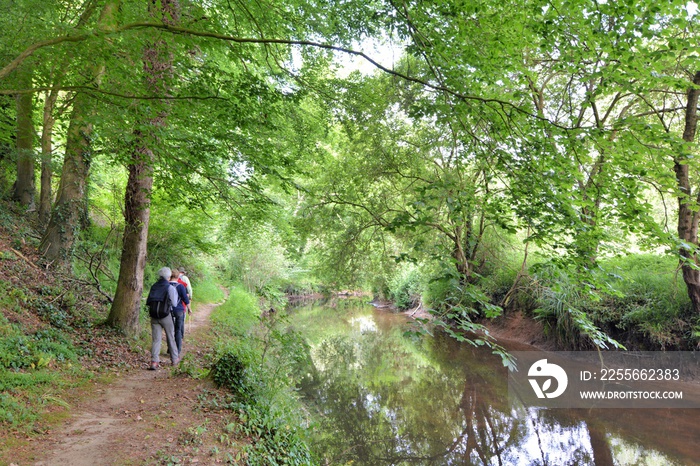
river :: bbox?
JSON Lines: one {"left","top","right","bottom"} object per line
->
{"left": 286, "top": 298, "right": 700, "bottom": 466}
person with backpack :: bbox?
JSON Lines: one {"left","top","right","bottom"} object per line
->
{"left": 176, "top": 268, "right": 192, "bottom": 338}
{"left": 146, "top": 267, "right": 179, "bottom": 370}
{"left": 177, "top": 267, "right": 192, "bottom": 311}
{"left": 169, "top": 269, "right": 190, "bottom": 358}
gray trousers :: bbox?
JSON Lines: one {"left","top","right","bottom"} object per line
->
{"left": 150, "top": 315, "right": 178, "bottom": 364}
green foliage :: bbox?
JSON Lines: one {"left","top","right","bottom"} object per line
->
{"left": 423, "top": 266, "right": 458, "bottom": 313}
{"left": 509, "top": 254, "right": 698, "bottom": 349}
{"left": 0, "top": 313, "right": 11, "bottom": 337}
{"left": 28, "top": 328, "right": 77, "bottom": 364}
{"left": 599, "top": 254, "right": 695, "bottom": 349}
{"left": 209, "top": 287, "right": 314, "bottom": 464}
{"left": 238, "top": 404, "right": 314, "bottom": 466}
{"left": 0, "top": 337, "right": 80, "bottom": 428}
{"left": 225, "top": 223, "right": 291, "bottom": 298}
{"left": 0, "top": 254, "right": 84, "bottom": 430}
{"left": 0, "top": 370, "right": 62, "bottom": 393}
{"left": 212, "top": 303, "right": 311, "bottom": 408}
{"left": 0, "top": 0, "right": 698, "bottom": 416}
{"left": 0, "top": 336, "right": 32, "bottom": 370}
{"left": 174, "top": 356, "right": 210, "bottom": 380}
{"left": 531, "top": 262, "right": 624, "bottom": 350}
{"left": 193, "top": 275, "right": 226, "bottom": 305}
{"left": 0, "top": 328, "right": 77, "bottom": 371}
{"left": 72, "top": 229, "right": 122, "bottom": 299}
{"left": 0, "top": 281, "right": 29, "bottom": 314}
{"left": 411, "top": 264, "right": 513, "bottom": 366}
{"left": 210, "top": 286, "right": 260, "bottom": 337}
{"left": 34, "top": 301, "right": 71, "bottom": 329}
{"left": 423, "top": 264, "right": 501, "bottom": 319}
{"left": 212, "top": 347, "right": 253, "bottom": 398}
{"left": 147, "top": 200, "right": 223, "bottom": 270}
{"left": 386, "top": 263, "right": 423, "bottom": 310}
{"left": 0, "top": 391, "right": 27, "bottom": 425}
{"left": 280, "top": 276, "right": 324, "bottom": 297}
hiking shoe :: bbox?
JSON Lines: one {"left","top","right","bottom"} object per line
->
{"left": 148, "top": 362, "right": 159, "bottom": 370}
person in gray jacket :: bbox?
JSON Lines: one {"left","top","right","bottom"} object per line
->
{"left": 147, "top": 267, "right": 179, "bottom": 370}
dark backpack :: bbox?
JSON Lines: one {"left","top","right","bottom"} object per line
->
{"left": 146, "top": 279, "right": 173, "bottom": 319}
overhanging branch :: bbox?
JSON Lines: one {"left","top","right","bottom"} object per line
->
{"left": 0, "top": 84, "right": 227, "bottom": 100}
{"left": 0, "top": 21, "right": 550, "bottom": 126}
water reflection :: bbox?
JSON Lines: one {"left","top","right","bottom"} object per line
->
{"left": 287, "top": 299, "right": 698, "bottom": 465}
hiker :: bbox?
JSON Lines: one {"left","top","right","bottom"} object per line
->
{"left": 178, "top": 267, "right": 193, "bottom": 311}
{"left": 146, "top": 267, "right": 179, "bottom": 370}
{"left": 170, "top": 269, "right": 190, "bottom": 357}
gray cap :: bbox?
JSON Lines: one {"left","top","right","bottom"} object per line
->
{"left": 158, "top": 267, "right": 171, "bottom": 280}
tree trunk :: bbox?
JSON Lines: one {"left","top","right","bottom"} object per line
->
{"left": 452, "top": 218, "right": 483, "bottom": 284}
{"left": 39, "top": 94, "right": 93, "bottom": 265}
{"left": 38, "top": 1, "right": 120, "bottom": 267}
{"left": 674, "top": 71, "right": 700, "bottom": 313}
{"left": 0, "top": 97, "right": 13, "bottom": 190}
{"left": 588, "top": 423, "right": 614, "bottom": 466}
{"left": 107, "top": 0, "right": 180, "bottom": 336}
{"left": 452, "top": 241, "right": 470, "bottom": 281}
{"left": 12, "top": 71, "right": 35, "bottom": 208}
{"left": 38, "top": 89, "right": 58, "bottom": 226}
{"left": 107, "top": 153, "right": 154, "bottom": 335}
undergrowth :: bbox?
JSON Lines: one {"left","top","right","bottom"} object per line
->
{"left": 400, "top": 248, "right": 698, "bottom": 350}
{"left": 0, "top": 201, "right": 133, "bottom": 443}
{"left": 522, "top": 254, "right": 697, "bottom": 350}
{"left": 208, "top": 285, "right": 315, "bottom": 465}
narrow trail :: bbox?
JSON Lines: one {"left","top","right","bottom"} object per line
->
{"left": 22, "top": 300, "right": 226, "bottom": 466}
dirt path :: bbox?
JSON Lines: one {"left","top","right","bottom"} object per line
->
{"left": 16, "top": 300, "right": 233, "bottom": 466}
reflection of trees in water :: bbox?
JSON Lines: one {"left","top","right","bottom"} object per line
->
{"left": 587, "top": 422, "right": 613, "bottom": 466}
{"left": 285, "top": 296, "right": 330, "bottom": 311}
{"left": 291, "top": 308, "right": 691, "bottom": 465}
{"left": 298, "top": 330, "right": 528, "bottom": 465}
{"left": 463, "top": 383, "right": 514, "bottom": 464}
{"left": 519, "top": 409, "right": 595, "bottom": 466}
{"left": 582, "top": 408, "right": 698, "bottom": 464}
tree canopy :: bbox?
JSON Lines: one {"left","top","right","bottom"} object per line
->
{"left": 1, "top": 0, "right": 699, "bottom": 349}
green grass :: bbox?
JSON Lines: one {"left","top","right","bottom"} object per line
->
{"left": 0, "top": 365, "right": 86, "bottom": 427}
{"left": 597, "top": 254, "right": 694, "bottom": 348}
{"left": 525, "top": 253, "right": 697, "bottom": 349}
{"left": 193, "top": 276, "right": 226, "bottom": 305}
{"left": 208, "top": 285, "right": 315, "bottom": 465}
{"left": 603, "top": 254, "right": 686, "bottom": 298}
{"left": 210, "top": 285, "right": 260, "bottom": 337}
{"left": 0, "top": 323, "right": 83, "bottom": 428}
{"left": 0, "top": 283, "right": 90, "bottom": 432}
{"left": 409, "top": 248, "right": 698, "bottom": 350}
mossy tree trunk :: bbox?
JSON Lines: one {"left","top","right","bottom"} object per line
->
{"left": 39, "top": 93, "right": 93, "bottom": 266}
{"left": 675, "top": 71, "right": 700, "bottom": 315}
{"left": 12, "top": 70, "right": 35, "bottom": 208}
{"left": 108, "top": 150, "right": 154, "bottom": 335}
{"left": 107, "top": 0, "right": 180, "bottom": 336}
{"left": 38, "top": 88, "right": 59, "bottom": 227}
{"left": 38, "top": 0, "right": 120, "bottom": 267}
